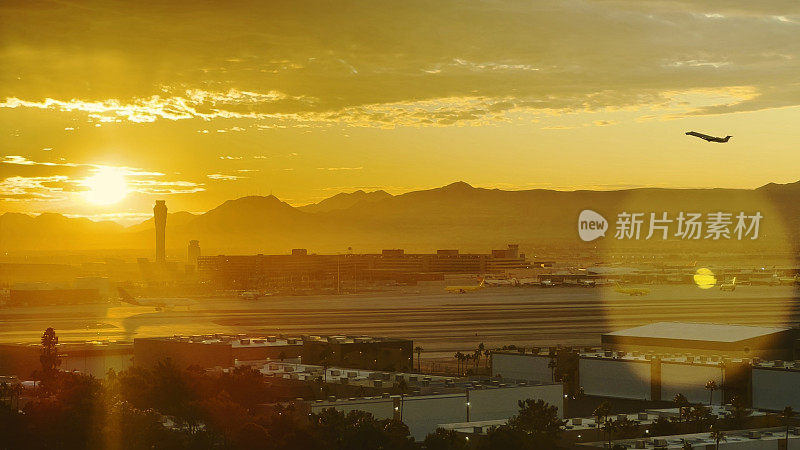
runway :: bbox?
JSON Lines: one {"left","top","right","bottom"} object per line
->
{"left": 1, "top": 284, "right": 797, "bottom": 356}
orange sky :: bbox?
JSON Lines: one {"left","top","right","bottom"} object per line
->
{"left": 2, "top": 1, "right": 799, "bottom": 224}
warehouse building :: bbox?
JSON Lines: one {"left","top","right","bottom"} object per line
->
{"left": 0, "top": 341, "right": 133, "bottom": 379}
{"left": 493, "top": 348, "right": 751, "bottom": 404}
{"left": 297, "top": 382, "right": 563, "bottom": 441}
{"left": 602, "top": 322, "right": 797, "bottom": 360}
{"left": 134, "top": 334, "right": 412, "bottom": 372}
{"left": 752, "top": 361, "right": 800, "bottom": 412}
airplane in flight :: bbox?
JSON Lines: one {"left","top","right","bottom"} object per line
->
{"left": 685, "top": 131, "right": 732, "bottom": 143}
{"left": 613, "top": 282, "right": 650, "bottom": 296}
{"left": 719, "top": 277, "right": 737, "bottom": 291}
{"left": 445, "top": 279, "right": 485, "bottom": 294}
{"left": 118, "top": 287, "right": 195, "bottom": 311}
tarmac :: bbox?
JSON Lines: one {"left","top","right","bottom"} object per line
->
{"left": 0, "top": 283, "right": 797, "bottom": 357}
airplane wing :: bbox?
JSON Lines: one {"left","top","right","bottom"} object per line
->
{"left": 686, "top": 131, "right": 713, "bottom": 141}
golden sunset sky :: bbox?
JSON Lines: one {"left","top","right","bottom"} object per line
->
{"left": 2, "top": 0, "right": 799, "bottom": 224}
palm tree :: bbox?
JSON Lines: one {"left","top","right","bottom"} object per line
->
{"left": 704, "top": 380, "right": 718, "bottom": 405}
{"left": 483, "top": 348, "right": 491, "bottom": 370}
{"left": 414, "top": 346, "right": 423, "bottom": 372}
{"left": 780, "top": 406, "right": 795, "bottom": 446}
{"left": 709, "top": 426, "right": 726, "bottom": 450}
{"left": 454, "top": 352, "right": 464, "bottom": 375}
{"left": 474, "top": 343, "right": 484, "bottom": 371}
{"left": 547, "top": 358, "right": 557, "bottom": 382}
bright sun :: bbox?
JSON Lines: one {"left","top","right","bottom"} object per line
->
{"left": 83, "top": 167, "right": 129, "bottom": 205}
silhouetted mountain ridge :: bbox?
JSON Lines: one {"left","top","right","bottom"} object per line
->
{"left": 2, "top": 181, "right": 798, "bottom": 252}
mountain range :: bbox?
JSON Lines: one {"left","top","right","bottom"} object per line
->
{"left": 2, "top": 181, "right": 799, "bottom": 255}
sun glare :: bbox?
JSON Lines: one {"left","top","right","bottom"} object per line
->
{"left": 83, "top": 167, "right": 129, "bottom": 205}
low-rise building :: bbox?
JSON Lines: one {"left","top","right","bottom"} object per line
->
{"left": 134, "top": 333, "right": 412, "bottom": 372}
{"left": 0, "top": 341, "right": 133, "bottom": 379}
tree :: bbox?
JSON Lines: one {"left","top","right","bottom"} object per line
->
{"left": 484, "top": 348, "right": 491, "bottom": 371}
{"left": 673, "top": 393, "right": 690, "bottom": 429}
{"left": 593, "top": 401, "right": 611, "bottom": 441}
{"left": 729, "top": 395, "right": 752, "bottom": 429}
{"left": 506, "top": 398, "right": 565, "bottom": 447}
{"left": 475, "top": 343, "right": 485, "bottom": 371}
{"left": 454, "top": 352, "right": 464, "bottom": 375}
{"left": 686, "top": 405, "right": 713, "bottom": 433}
{"left": 39, "top": 327, "right": 61, "bottom": 388}
{"left": 319, "top": 347, "right": 334, "bottom": 382}
{"left": 477, "top": 426, "right": 528, "bottom": 450}
{"left": 394, "top": 378, "right": 408, "bottom": 395}
{"left": 780, "top": 406, "right": 795, "bottom": 446}
{"left": 704, "top": 379, "right": 718, "bottom": 405}
{"left": 424, "top": 428, "right": 470, "bottom": 450}
{"left": 709, "top": 426, "right": 726, "bottom": 450}
{"left": 651, "top": 416, "right": 679, "bottom": 436}
{"left": 414, "top": 346, "right": 423, "bottom": 372}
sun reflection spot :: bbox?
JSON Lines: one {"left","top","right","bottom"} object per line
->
{"left": 693, "top": 267, "right": 717, "bottom": 289}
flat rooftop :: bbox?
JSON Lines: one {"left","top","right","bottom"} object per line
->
{"left": 604, "top": 322, "right": 789, "bottom": 343}
{"left": 137, "top": 334, "right": 407, "bottom": 347}
{"left": 580, "top": 427, "right": 800, "bottom": 448}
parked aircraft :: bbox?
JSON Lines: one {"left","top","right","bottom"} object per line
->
{"left": 613, "top": 282, "right": 650, "bottom": 296}
{"left": 719, "top": 277, "right": 737, "bottom": 291}
{"left": 445, "top": 279, "right": 485, "bottom": 294}
{"left": 118, "top": 287, "right": 195, "bottom": 311}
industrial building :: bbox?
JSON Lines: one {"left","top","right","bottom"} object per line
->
{"left": 493, "top": 347, "right": 767, "bottom": 406}
{"left": 8, "top": 287, "right": 101, "bottom": 306}
{"left": 0, "top": 341, "right": 133, "bottom": 379}
{"left": 134, "top": 334, "right": 413, "bottom": 372}
{"left": 752, "top": 361, "right": 800, "bottom": 412}
{"left": 581, "top": 427, "right": 800, "bottom": 449}
{"left": 196, "top": 245, "right": 530, "bottom": 289}
{"left": 602, "top": 322, "right": 798, "bottom": 360}
{"left": 134, "top": 334, "right": 304, "bottom": 369}
{"left": 285, "top": 374, "right": 563, "bottom": 441}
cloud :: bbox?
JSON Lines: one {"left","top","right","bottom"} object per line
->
{"left": 0, "top": 175, "right": 75, "bottom": 200}
{"left": 1, "top": 0, "right": 799, "bottom": 129}
{"left": 1, "top": 156, "right": 204, "bottom": 201}
{"left": 316, "top": 167, "right": 364, "bottom": 171}
{"left": 207, "top": 173, "right": 247, "bottom": 181}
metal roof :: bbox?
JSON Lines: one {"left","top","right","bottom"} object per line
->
{"left": 605, "top": 322, "right": 789, "bottom": 343}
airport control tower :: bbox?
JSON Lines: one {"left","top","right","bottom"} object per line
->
{"left": 154, "top": 200, "right": 167, "bottom": 263}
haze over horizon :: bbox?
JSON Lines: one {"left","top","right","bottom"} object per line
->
{"left": 3, "top": 0, "right": 800, "bottom": 224}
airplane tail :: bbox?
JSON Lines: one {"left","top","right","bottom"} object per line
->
{"left": 117, "top": 287, "right": 140, "bottom": 305}
{"left": 731, "top": 277, "right": 736, "bottom": 285}
{"left": 478, "top": 279, "right": 485, "bottom": 288}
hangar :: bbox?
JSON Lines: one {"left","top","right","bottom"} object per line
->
{"left": 602, "top": 322, "right": 797, "bottom": 360}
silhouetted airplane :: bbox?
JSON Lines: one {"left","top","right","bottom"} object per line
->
{"left": 118, "top": 287, "right": 194, "bottom": 311}
{"left": 685, "top": 131, "right": 731, "bottom": 143}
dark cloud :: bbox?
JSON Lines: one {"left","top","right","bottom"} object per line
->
{"left": 1, "top": 0, "right": 798, "bottom": 125}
